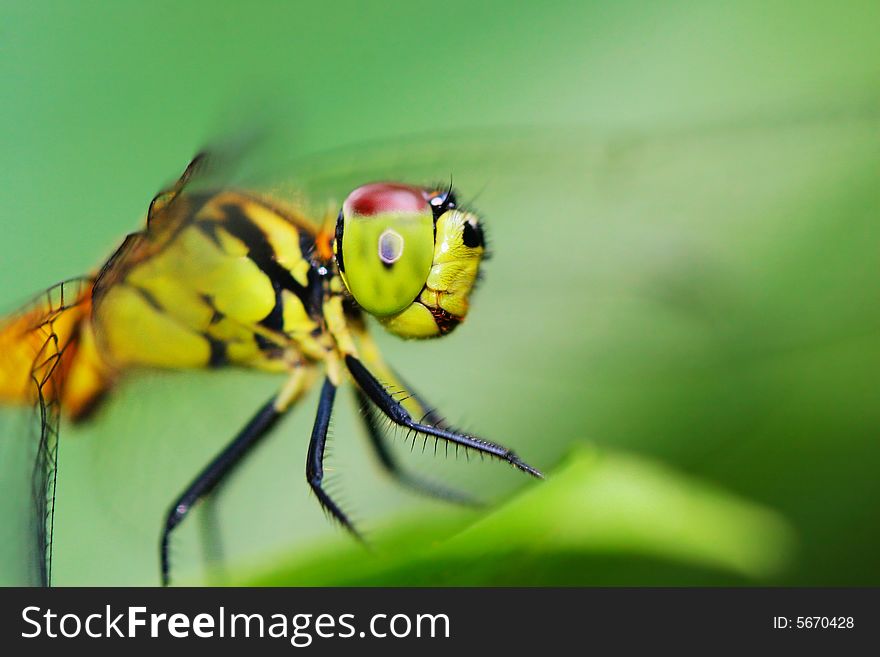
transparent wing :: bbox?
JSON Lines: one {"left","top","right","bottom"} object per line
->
{"left": 0, "top": 277, "right": 91, "bottom": 585}
{"left": 45, "top": 103, "right": 880, "bottom": 585}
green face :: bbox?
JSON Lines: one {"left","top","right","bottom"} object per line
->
{"left": 335, "top": 183, "right": 435, "bottom": 316}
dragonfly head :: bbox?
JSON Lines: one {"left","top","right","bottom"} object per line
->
{"left": 334, "top": 182, "right": 485, "bottom": 338}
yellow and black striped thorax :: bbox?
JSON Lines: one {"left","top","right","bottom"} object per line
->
{"left": 91, "top": 190, "right": 335, "bottom": 372}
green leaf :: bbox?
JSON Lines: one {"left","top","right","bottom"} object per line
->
{"left": 234, "top": 446, "right": 794, "bottom": 586}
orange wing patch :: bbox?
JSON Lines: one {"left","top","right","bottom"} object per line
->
{"left": 0, "top": 279, "right": 113, "bottom": 421}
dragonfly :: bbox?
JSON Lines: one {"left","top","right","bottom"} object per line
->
{"left": 0, "top": 145, "right": 543, "bottom": 587}
{"left": 4, "top": 105, "right": 876, "bottom": 587}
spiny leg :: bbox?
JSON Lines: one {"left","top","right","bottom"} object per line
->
{"left": 345, "top": 355, "right": 543, "bottom": 479}
{"left": 348, "top": 325, "right": 481, "bottom": 504}
{"left": 354, "top": 388, "right": 481, "bottom": 506}
{"left": 160, "top": 367, "right": 309, "bottom": 586}
{"left": 307, "top": 378, "right": 362, "bottom": 539}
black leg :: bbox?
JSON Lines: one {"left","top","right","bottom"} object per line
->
{"left": 160, "top": 397, "right": 282, "bottom": 586}
{"left": 354, "top": 389, "right": 482, "bottom": 506}
{"left": 345, "top": 355, "right": 543, "bottom": 479}
{"left": 307, "top": 378, "right": 362, "bottom": 539}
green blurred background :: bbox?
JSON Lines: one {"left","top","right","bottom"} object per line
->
{"left": 1, "top": 1, "right": 878, "bottom": 586}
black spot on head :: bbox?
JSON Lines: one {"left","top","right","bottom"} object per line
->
{"left": 462, "top": 220, "right": 484, "bottom": 248}
{"left": 335, "top": 209, "right": 345, "bottom": 273}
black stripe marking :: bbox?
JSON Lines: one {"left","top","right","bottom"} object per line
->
{"left": 260, "top": 280, "right": 285, "bottom": 332}
{"left": 198, "top": 293, "right": 226, "bottom": 325}
{"left": 134, "top": 285, "right": 163, "bottom": 311}
{"left": 215, "top": 203, "right": 322, "bottom": 319}
{"left": 205, "top": 335, "right": 227, "bottom": 367}
{"left": 198, "top": 220, "right": 223, "bottom": 248}
{"left": 254, "top": 333, "right": 285, "bottom": 358}
{"left": 134, "top": 284, "right": 228, "bottom": 366}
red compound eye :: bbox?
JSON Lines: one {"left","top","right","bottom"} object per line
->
{"left": 344, "top": 183, "right": 430, "bottom": 217}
